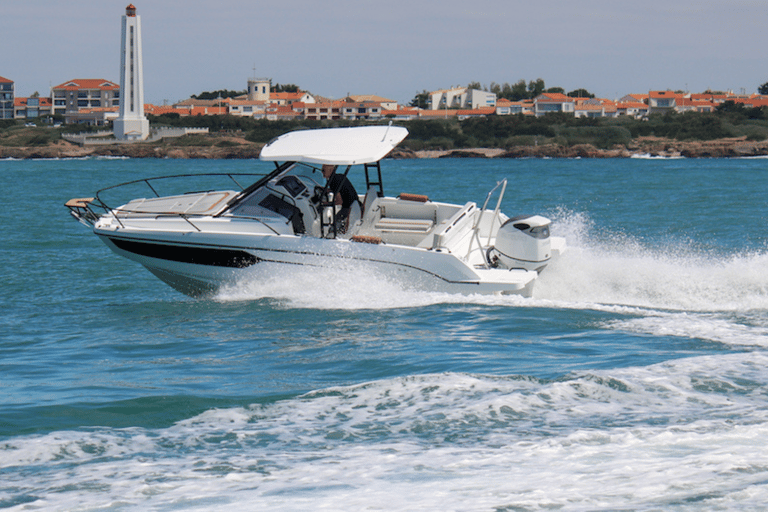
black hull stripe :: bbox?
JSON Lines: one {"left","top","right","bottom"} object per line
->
{"left": 109, "top": 238, "right": 259, "bottom": 268}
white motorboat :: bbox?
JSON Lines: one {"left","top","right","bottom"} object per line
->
{"left": 66, "top": 125, "right": 565, "bottom": 297}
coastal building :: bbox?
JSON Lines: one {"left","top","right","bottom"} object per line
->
{"left": 618, "top": 94, "right": 648, "bottom": 104}
{"left": 227, "top": 98, "right": 267, "bottom": 117}
{"left": 616, "top": 101, "right": 648, "bottom": 118}
{"left": 65, "top": 106, "right": 119, "bottom": 126}
{"left": 428, "top": 87, "right": 464, "bottom": 110}
{"left": 0, "top": 76, "right": 13, "bottom": 119}
{"left": 14, "top": 97, "right": 53, "bottom": 119}
{"left": 305, "top": 101, "right": 343, "bottom": 120}
{"left": 428, "top": 87, "right": 497, "bottom": 110}
{"left": 261, "top": 104, "right": 304, "bottom": 121}
{"left": 533, "top": 93, "right": 575, "bottom": 116}
{"left": 50, "top": 79, "right": 120, "bottom": 117}
{"left": 340, "top": 101, "right": 383, "bottom": 120}
{"left": 269, "top": 91, "right": 315, "bottom": 106}
{"left": 573, "top": 98, "right": 618, "bottom": 118}
{"left": 346, "top": 95, "right": 397, "bottom": 111}
{"left": 417, "top": 108, "right": 458, "bottom": 119}
{"left": 495, "top": 98, "right": 533, "bottom": 116}
{"left": 648, "top": 90, "right": 684, "bottom": 115}
{"left": 675, "top": 98, "right": 716, "bottom": 114}
{"left": 381, "top": 106, "right": 421, "bottom": 121}
{"left": 113, "top": 4, "right": 150, "bottom": 140}
{"left": 457, "top": 107, "right": 495, "bottom": 120}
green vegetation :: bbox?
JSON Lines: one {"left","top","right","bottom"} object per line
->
{"left": 190, "top": 83, "right": 301, "bottom": 101}
{"left": 146, "top": 105, "right": 768, "bottom": 151}
{"left": 0, "top": 121, "right": 66, "bottom": 146}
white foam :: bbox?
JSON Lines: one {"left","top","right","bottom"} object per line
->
{"left": 215, "top": 262, "right": 463, "bottom": 310}
{"left": 211, "top": 211, "right": 768, "bottom": 348}
{"left": 5, "top": 353, "right": 768, "bottom": 510}
{"left": 537, "top": 212, "right": 768, "bottom": 312}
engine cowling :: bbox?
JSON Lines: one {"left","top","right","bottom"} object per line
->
{"left": 490, "top": 215, "right": 552, "bottom": 272}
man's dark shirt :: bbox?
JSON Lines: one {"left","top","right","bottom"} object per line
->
{"left": 327, "top": 173, "right": 358, "bottom": 209}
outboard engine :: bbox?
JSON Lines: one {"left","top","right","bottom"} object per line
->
{"left": 489, "top": 215, "right": 552, "bottom": 272}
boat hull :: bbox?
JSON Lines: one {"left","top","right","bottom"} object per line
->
{"left": 97, "top": 230, "right": 538, "bottom": 298}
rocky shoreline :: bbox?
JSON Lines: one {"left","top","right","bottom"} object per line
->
{"left": 3, "top": 136, "right": 768, "bottom": 160}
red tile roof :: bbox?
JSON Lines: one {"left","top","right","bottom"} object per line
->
{"left": 536, "top": 93, "right": 573, "bottom": 102}
{"left": 649, "top": 90, "right": 685, "bottom": 99}
{"left": 270, "top": 92, "right": 306, "bottom": 101}
{"left": 616, "top": 101, "right": 648, "bottom": 109}
{"left": 144, "top": 105, "right": 179, "bottom": 116}
{"left": 52, "top": 79, "right": 119, "bottom": 90}
{"left": 456, "top": 107, "right": 496, "bottom": 116}
{"left": 0, "top": 76, "right": 12, "bottom": 83}
{"left": 418, "top": 109, "right": 458, "bottom": 118}
{"left": 14, "top": 97, "right": 53, "bottom": 106}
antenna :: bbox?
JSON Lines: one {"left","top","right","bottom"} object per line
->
{"left": 382, "top": 120, "right": 392, "bottom": 141}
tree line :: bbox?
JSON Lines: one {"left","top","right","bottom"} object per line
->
{"left": 191, "top": 83, "right": 301, "bottom": 100}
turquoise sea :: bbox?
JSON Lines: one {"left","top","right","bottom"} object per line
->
{"left": 2, "top": 155, "right": 768, "bottom": 511}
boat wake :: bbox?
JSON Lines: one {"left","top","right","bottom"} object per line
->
{"left": 218, "top": 211, "right": 768, "bottom": 311}
{"left": 216, "top": 210, "right": 768, "bottom": 348}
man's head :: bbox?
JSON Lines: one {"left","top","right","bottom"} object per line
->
{"left": 321, "top": 164, "right": 337, "bottom": 179}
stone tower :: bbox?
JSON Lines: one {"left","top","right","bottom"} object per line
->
{"left": 114, "top": 4, "right": 150, "bottom": 141}
{"left": 247, "top": 77, "right": 271, "bottom": 102}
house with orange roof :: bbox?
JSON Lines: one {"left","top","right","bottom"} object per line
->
{"left": 573, "top": 98, "right": 619, "bottom": 118}
{"left": 346, "top": 95, "right": 398, "bottom": 111}
{"left": 381, "top": 106, "right": 421, "bottom": 121}
{"left": 340, "top": 101, "right": 384, "bottom": 121}
{"left": 189, "top": 106, "right": 227, "bottom": 116}
{"left": 457, "top": 107, "right": 496, "bottom": 120}
{"left": 261, "top": 104, "right": 304, "bottom": 121}
{"left": 14, "top": 97, "right": 54, "bottom": 119}
{"left": 675, "top": 98, "right": 716, "bottom": 113}
{"left": 728, "top": 97, "right": 768, "bottom": 109}
{"left": 690, "top": 92, "right": 730, "bottom": 103}
{"left": 417, "top": 108, "right": 458, "bottom": 119}
{"left": 0, "top": 75, "right": 13, "bottom": 120}
{"left": 616, "top": 101, "right": 648, "bottom": 118}
{"left": 226, "top": 98, "right": 268, "bottom": 117}
{"left": 574, "top": 102, "right": 618, "bottom": 118}
{"left": 648, "top": 90, "right": 686, "bottom": 114}
{"left": 63, "top": 106, "right": 119, "bottom": 126}
{"left": 173, "top": 98, "right": 225, "bottom": 109}
{"left": 533, "top": 93, "right": 575, "bottom": 116}
{"left": 618, "top": 94, "right": 648, "bottom": 104}
{"left": 144, "top": 104, "right": 180, "bottom": 116}
{"left": 268, "top": 91, "right": 315, "bottom": 106}
{"left": 304, "top": 101, "right": 343, "bottom": 120}
{"left": 495, "top": 98, "right": 534, "bottom": 116}
{"left": 51, "top": 79, "right": 120, "bottom": 117}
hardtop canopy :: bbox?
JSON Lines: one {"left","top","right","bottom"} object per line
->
{"left": 259, "top": 125, "right": 409, "bottom": 166}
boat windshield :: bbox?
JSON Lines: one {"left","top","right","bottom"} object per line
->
{"left": 225, "top": 163, "right": 329, "bottom": 234}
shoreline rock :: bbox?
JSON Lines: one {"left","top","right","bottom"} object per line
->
{"left": 3, "top": 136, "right": 768, "bottom": 160}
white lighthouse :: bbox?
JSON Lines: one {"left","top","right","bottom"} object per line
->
{"left": 114, "top": 4, "right": 149, "bottom": 141}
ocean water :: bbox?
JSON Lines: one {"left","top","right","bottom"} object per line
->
{"left": 2, "top": 155, "right": 768, "bottom": 511}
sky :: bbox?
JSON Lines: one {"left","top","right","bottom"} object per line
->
{"left": 2, "top": 0, "right": 767, "bottom": 105}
